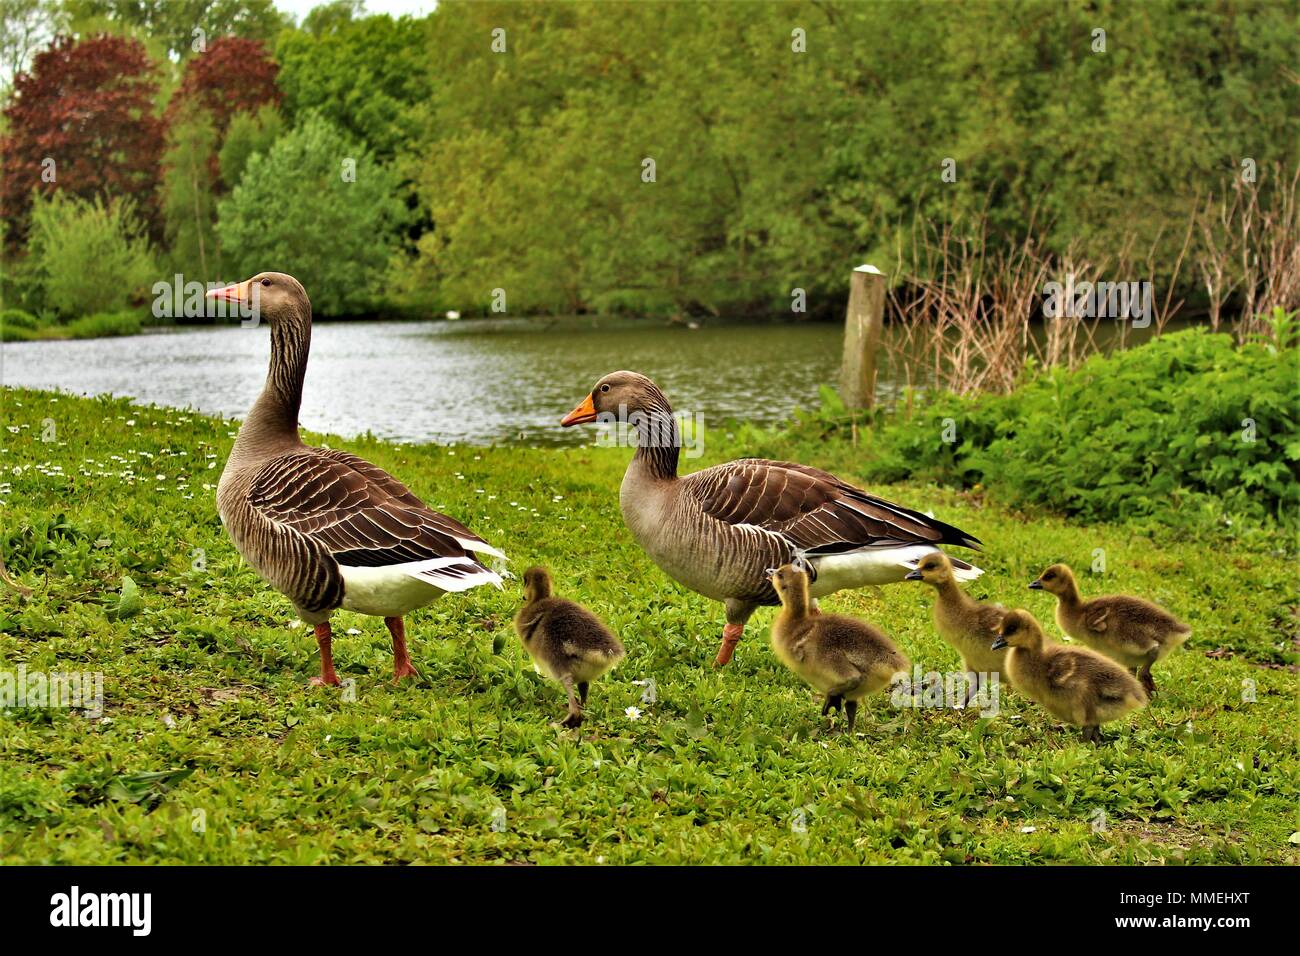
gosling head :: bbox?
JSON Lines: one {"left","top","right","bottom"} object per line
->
{"left": 561, "top": 370, "right": 672, "bottom": 428}
{"left": 521, "top": 566, "right": 552, "bottom": 603}
{"left": 903, "top": 551, "right": 954, "bottom": 586}
{"left": 205, "top": 271, "right": 311, "bottom": 326}
{"left": 990, "top": 609, "right": 1044, "bottom": 651}
{"left": 1028, "top": 563, "right": 1076, "bottom": 597}
{"left": 767, "top": 563, "right": 811, "bottom": 606}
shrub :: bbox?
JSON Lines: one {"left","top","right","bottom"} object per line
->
{"left": 0, "top": 308, "right": 39, "bottom": 342}
{"left": 25, "top": 194, "right": 157, "bottom": 317}
{"left": 857, "top": 319, "right": 1300, "bottom": 528}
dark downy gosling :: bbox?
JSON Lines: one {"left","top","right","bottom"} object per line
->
{"left": 905, "top": 551, "right": 1010, "bottom": 704}
{"left": 514, "top": 567, "right": 625, "bottom": 728}
{"left": 1030, "top": 563, "right": 1190, "bottom": 696}
{"left": 769, "top": 563, "right": 909, "bottom": 734}
{"left": 992, "top": 609, "right": 1148, "bottom": 743}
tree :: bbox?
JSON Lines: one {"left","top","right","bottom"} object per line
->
{"left": 161, "top": 104, "right": 219, "bottom": 280}
{"left": 0, "top": 33, "right": 164, "bottom": 248}
{"left": 0, "top": 0, "right": 62, "bottom": 94}
{"left": 217, "top": 114, "right": 406, "bottom": 316}
{"left": 61, "top": 0, "right": 287, "bottom": 60}
{"left": 218, "top": 104, "right": 283, "bottom": 191}
{"left": 275, "top": 11, "right": 430, "bottom": 160}
{"left": 166, "top": 35, "right": 280, "bottom": 139}
{"left": 26, "top": 193, "right": 156, "bottom": 316}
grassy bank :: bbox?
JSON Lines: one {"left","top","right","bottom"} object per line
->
{"left": 1, "top": 310, "right": 147, "bottom": 342}
{"left": 1, "top": 387, "right": 1296, "bottom": 864}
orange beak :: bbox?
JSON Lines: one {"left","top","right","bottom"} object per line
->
{"left": 205, "top": 280, "right": 250, "bottom": 303}
{"left": 560, "top": 393, "right": 598, "bottom": 427}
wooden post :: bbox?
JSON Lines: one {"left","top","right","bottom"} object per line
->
{"left": 840, "top": 264, "right": 885, "bottom": 409}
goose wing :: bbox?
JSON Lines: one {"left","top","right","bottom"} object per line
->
{"left": 683, "top": 458, "right": 981, "bottom": 555}
{"left": 247, "top": 448, "right": 505, "bottom": 570}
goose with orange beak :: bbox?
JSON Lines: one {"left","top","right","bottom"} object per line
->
{"left": 561, "top": 371, "right": 983, "bottom": 666}
{"left": 210, "top": 272, "right": 505, "bottom": 686}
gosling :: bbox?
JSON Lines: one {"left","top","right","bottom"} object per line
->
{"left": 514, "top": 567, "right": 625, "bottom": 728}
{"left": 1030, "top": 563, "right": 1190, "bottom": 696}
{"left": 992, "top": 609, "right": 1148, "bottom": 743}
{"left": 769, "top": 563, "right": 909, "bottom": 734}
{"left": 905, "top": 551, "right": 1011, "bottom": 704}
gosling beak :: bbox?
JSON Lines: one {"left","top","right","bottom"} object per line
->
{"left": 903, "top": 569, "right": 922, "bottom": 581}
{"left": 990, "top": 637, "right": 1008, "bottom": 650}
{"left": 1027, "top": 580, "right": 1043, "bottom": 590}
{"left": 205, "top": 280, "right": 248, "bottom": 303}
{"left": 560, "top": 393, "right": 598, "bottom": 427}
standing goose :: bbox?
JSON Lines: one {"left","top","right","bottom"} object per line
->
{"left": 209, "top": 273, "right": 505, "bottom": 686}
{"left": 560, "top": 371, "right": 982, "bottom": 666}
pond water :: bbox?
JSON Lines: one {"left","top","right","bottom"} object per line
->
{"left": 0, "top": 317, "right": 846, "bottom": 446}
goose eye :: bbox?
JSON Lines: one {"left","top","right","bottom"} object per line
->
{"left": 600, "top": 384, "right": 610, "bottom": 393}
{"left": 260, "top": 278, "right": 271, "bottom": 287}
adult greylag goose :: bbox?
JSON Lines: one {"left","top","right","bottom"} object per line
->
{"left": 560, "top": 371, "right": 982, "bottom": 666}
{"left": 208, "top": 273, "right": 505, "bottom": 686}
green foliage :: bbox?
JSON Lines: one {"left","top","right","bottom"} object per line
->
{"left": 161, "top": 103, "right": 219, "bottom": 280}
{"left": 217, "top": 113, "right": 407, "bottom": 316}
{"left": 0, "top": 387, "right": 1295, "bottom": 863}
{"left": 0, "top": 308, "right": 39, "bottom": 341}
{"left": 406, "top": 0, "right": 1298, "bottom": 316}
{"left": 275, "top": 11, "right": 429, "bottom": 160}
{"left": 217, "top": 104, "right": 282, "bottom": 191}
{"left": 855, "top": 327, "right": 1300, "bottom": 528}
{"left": 24, "top": 193, "right": 156, "bottom": 317}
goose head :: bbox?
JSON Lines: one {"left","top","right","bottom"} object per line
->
{"left": 990, "top": 608, "right": 1044, "bottom": 651}
{"left": 560, "top": 370, "right": 671, "bottom": 427}
{"left": 205, "top": 272, "right": 311, "bottom": 326}
{"left": 521, "top": 566, "right": 553, "bottom": 603}
{"left": 767, "top": 562, "right": 812, "bottom": 607}
{"left": 1029, "top": 562, "right": 1075, "bottom": 596}
{"left": 904, "top": 551, "right": 955, "bottom": 586}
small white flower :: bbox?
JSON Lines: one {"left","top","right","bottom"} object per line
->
{"left": 1020, "top": 826, "right": 1036, "bottom": 833}
{"left": 625, "top": 706, "right": 642, "bottom": 721}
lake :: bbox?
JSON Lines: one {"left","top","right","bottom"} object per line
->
{"left": 0, "top": 317, "right": 845, "bottom": 446}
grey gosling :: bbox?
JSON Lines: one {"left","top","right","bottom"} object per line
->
{"left": 992, "top": 609, "right": 1148, "bottom": 743}
{"left": 1030, "top": 563, "right": 1190, "bottom": 696}
{"left": 514, "top": 567, "right": 625, "bottom": 727}
{"left": 769, "top": 563, "right": 909, "bottom": 733}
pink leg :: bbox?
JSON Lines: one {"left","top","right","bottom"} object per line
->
{"left": 386, "top": 616, "right": 420, "bottom": 682}
{"left": 714, "top": 623, "right": 744, "bottom": 667}
{"left": 310, "top": 622, "right": 341, "bottom": 687}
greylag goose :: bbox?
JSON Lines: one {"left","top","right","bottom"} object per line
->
{"left": 560, "top": 371, "right": 982, "bottom": 666}
{"left": 208, "top": 273, "right": 505, "bottom": 685}
{"left": 1029, "top": 563, "right": 1190, "bottom": 696}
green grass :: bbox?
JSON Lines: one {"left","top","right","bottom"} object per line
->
{"left": 1, "top": 387, "right": 1297, "bottom": 864}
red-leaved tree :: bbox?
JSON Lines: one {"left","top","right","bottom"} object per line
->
{"left": 1, "top": 34, "right": 165, "bottom": 248}
{"left": 165, "top": 36, "right": 281, "bottom": 188}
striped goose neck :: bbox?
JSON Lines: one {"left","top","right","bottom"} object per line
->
{"left": 237, "top": 303, "right": 311, "bottom": 457}
{"left": 630, "top": 392, "right": 680, "bottom": 481}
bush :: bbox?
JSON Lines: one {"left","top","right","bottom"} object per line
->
{"left": 59, "top": 312, "right": 144, "bottom": 339}
{"left": 749, "top": 317, "right": 1300, "bottom": 530}
{"left": 25, "top": 194, "right": 157, "bottom": 317}
{"left": 0, "top": 308, "right": 39, "bottom": 342}
{"left": 855, "top": 319, "right": 1300, "bottom": 528}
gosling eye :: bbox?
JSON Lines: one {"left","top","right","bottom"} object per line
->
{"left": 260, "top": 277, "right": 271, "bottom": 287}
